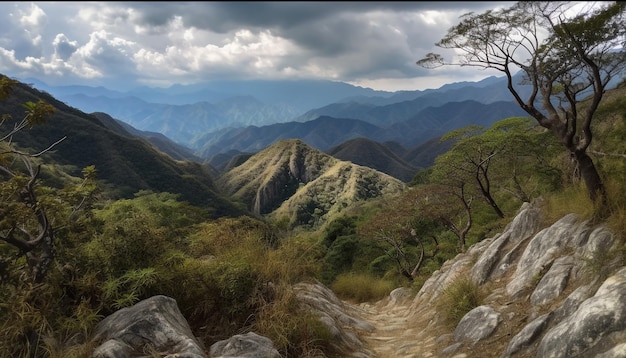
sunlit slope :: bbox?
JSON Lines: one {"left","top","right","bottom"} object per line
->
{"left": 217, "top": 138, "right": 406, "bottom": 227}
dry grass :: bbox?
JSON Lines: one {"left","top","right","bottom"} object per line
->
{"left": 331, "top": 272, "right": 397, "bottom": 303}
{"left": 435, "top": 275, "right": 489, "bottom": 328}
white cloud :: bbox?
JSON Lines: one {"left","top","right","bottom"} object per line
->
{"left": 19, "top": 2, "right": 46, "bottom": 29}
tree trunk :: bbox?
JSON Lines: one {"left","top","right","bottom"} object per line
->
{"left": 482, "top": 191, "right": 505, "bottom": 219}
{"left": 574, "top": 150, "right": 607, "bottom": 209}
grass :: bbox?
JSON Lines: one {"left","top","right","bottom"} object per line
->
{"left": 435, "top": 275, "right": 488, "bottom": 328}
{"left": 331, "top": 272, "right": 397, "bottom": 303}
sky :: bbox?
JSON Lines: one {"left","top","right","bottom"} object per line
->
{"left": 0, "top": 1, "right": 520, "bottom": 92}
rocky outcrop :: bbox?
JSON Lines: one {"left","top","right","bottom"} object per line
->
{"left": 401, "top": 199, "right": 626, "bottom": 357}
{"left": 294, "top": 282, "right": 375, "bottom": 357}
{"left": 91, "top": 295, "right": 206, "bottom": 358}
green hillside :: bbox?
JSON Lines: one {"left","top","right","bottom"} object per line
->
{"left": 0, "top": 76, "right": 242, "bottom": 216}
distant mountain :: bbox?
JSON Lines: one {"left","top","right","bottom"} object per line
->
{"left": 24, "top": 76, "right": 531, "bottom": 151}
{"left": 16, "top": 78, "right": 397, "bottom": 150}
{"left": 91, "top": 112, "right": 205, "bottom": 163}
{"left": 23, "top": 77, "right": 394, "bottom": 107}
{"left": 206, "top": 149, "right": 254, "bottom": 173}
{"left": 217, "top": 139, "right": 405, "bottom": 228}
{"left": 0, "top": 75, "right": 243, "bottom": 215}
{"left": 194, "top": 116, "right": 384, "bottom": 158}
{"left": 381, "top": 100, "right": 529, "bottom": 148}
{"left": 20, "top": 73, "right": 535, "bottom": 170}
{"left": 195, "top": 100, "right": 527, "bottom": 160}
{"left": 295, "top": 74, "right": 530, "bottom": 128}
{"left": 327, "top": 137, "right": 419, "bottom": 182}
{"left": 402, "top": 136, "right": 454, "bottom": 169}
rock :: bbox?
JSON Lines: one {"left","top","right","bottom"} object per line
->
{"left": 209, "top": 332, "right": 280, "bottom": 358}
{"left": 536, "top": 267, "right": 626, "bottom": 357}
{"left": 91, "top": 295, "right": 205, "bottom": 358}
{"left": 530, "top": 256, "right": 575, "bottom": 307}
{"left": 502, "top": 313, "right": 552, "bottom": 358}
{"left": 506, "top": 214, "right": 590, "bottom": 298}
{"left": 453, "top": 305, "right": 500, "bottom": 345}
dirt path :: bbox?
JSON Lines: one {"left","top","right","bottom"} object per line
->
{"left": 352, "top": 293, "right": 448, "bottom": 358}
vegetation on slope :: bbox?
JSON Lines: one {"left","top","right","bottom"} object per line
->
{"left": 0, "top": 71, "right": 625, "bottom": 358}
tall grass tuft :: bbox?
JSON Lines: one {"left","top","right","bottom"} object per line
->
{"left": 253, "top": 286, "right": 335, "bottom": 358}
{"left": 331, "top": 272, "right": 397, "bottom": 303}
{"left": 435, "top": 275, "right": 487, "bottom": 327}
{"left": 540, "top": 182, "right": 595, "bottom": 226}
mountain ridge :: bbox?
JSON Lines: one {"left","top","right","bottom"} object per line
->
{"left": 217, "top": 138, "right": 406, "bottom": 228}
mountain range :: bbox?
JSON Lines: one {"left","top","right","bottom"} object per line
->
{"left": 19, "top": 73, "right": 533, "bottom": 183}
{"left": 0, "top": 75, "right": 406, "bottom": 229}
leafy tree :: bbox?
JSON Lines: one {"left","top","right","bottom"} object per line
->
{"left": 435, "top": 117, "right": 562, "bottom": 219}
{"left": 420, "top": 181, "right": 473, "bottom": 252}
{"left": 0, "top": 76, "right": 102, "bottom": 356}
{"left": 485, "top": 117, "right": 562, "bottom": 201}
{"left": 437, "top": 125, "right": 504, "bottom": 218}
{"left": 358, "top": 190, "right": 441, "bottom": 281}
{"left": 417, "top": 1, "right": 626, "bottom": 212}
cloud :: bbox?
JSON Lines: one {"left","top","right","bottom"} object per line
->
{"left": 52, "top": 34, "right": 78, "bottom": 61}
{"left": 0, "top": 1, "right": 516, "bottom": 91}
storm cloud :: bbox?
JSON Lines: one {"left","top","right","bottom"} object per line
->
{"left": 0, "top": 1, "right": 515, "bottom": 91}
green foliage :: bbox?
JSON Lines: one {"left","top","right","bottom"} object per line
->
{"left": 321, "top": 216, "right": 357, "bottom": 248}
{"left": 320, "top": 235, "right": 360, "bottom": 284}
{"left": 102, "top": 268, "right": 158, "bottom": 310}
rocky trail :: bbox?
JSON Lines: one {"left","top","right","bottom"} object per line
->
{"left": 356, "top": 295, "right": 440, "bottom": 358}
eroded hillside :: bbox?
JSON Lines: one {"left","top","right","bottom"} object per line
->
{"left": 217, "top": 138, "right": 406, "bottom": 228}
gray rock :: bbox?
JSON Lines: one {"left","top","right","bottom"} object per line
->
{"left": 596, "top": 343, "right": 626, "bottom": 358}
{"left": 454, "top": 305, "right": 500, "bottom": 345}
{"left": 502, "top": 313, "right": 551, "bottom": 358}
{"left": 209, "top": 332, "right": 280, "bottom": 358}
{"left": 530, "top": 256, "right": 574, "bottom": 306}
{"left": 537, "top": 267, "right": 626, "bottom": 357}
{"left": 506, "top": 214, "right": 590, "bottom": 298}
{"left": 92, "top": 295, "right": 205, "bottom": 358}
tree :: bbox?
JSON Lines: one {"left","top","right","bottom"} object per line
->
{"left": 417, "top": 1, "right": 626, "bottom": 211}
{"left": 0, "top": 77, "right": 60, "bottom": 283}
{"left": 435, "top": 117, "right": 562, "bottom": 219}
{"left": 424, "top": 177, "right": 474, "bottom": 252}
{"left": 437, "top": 125, "right": 505, "bottom": 218}
{"left": 358, "top": 190, "right": 441, "bottom": 281}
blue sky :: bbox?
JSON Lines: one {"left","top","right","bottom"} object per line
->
{"left": 0, "top": 2, "right": 519, "bottom": 91}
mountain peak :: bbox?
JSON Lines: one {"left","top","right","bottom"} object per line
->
{"left": 218, "top": 139, "right": 405, "bottom": 228}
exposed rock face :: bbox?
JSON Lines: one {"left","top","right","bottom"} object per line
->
{"left": 400, "top": 199, "right": 626, "bottom": 357}
{"left": 91, "top": 295, "right": 206, "bottom": 358}
{"left": 454, "top": 305, "right": 500, "bottom": 344}
{"left": 294, "top": 282, "right": 375, "bottom": 357}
